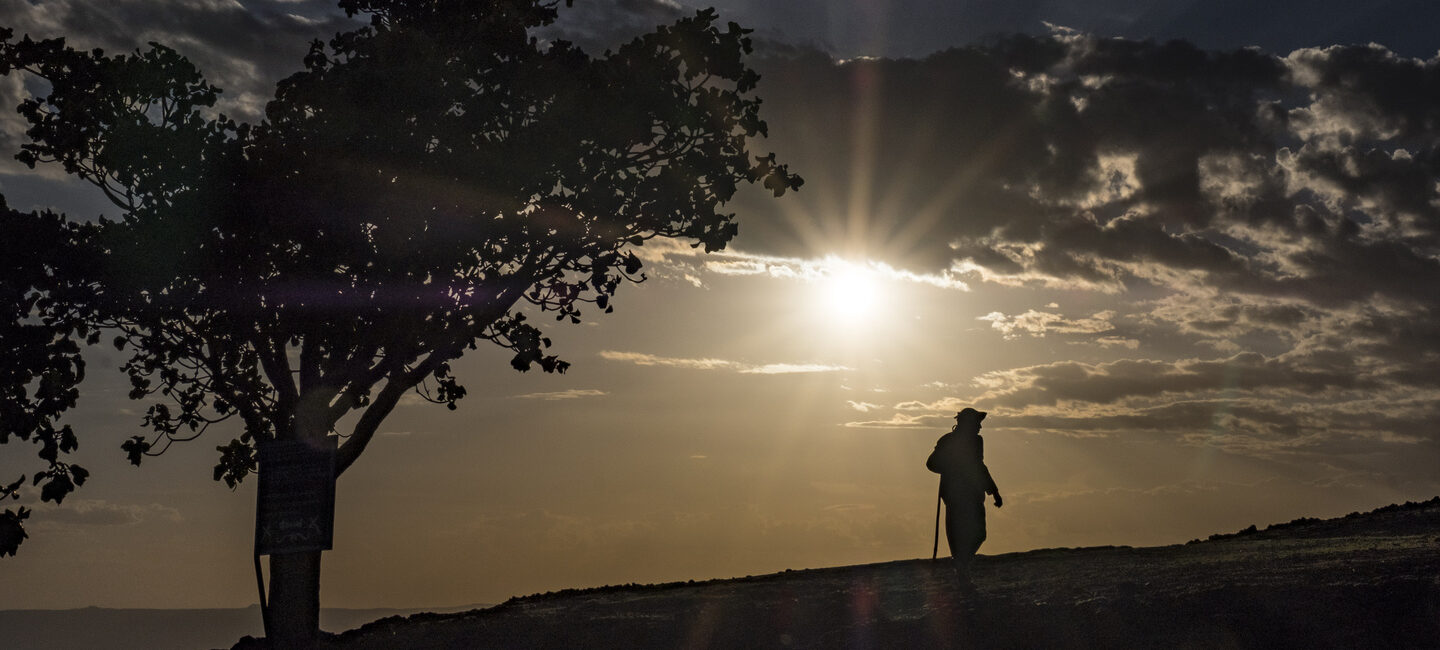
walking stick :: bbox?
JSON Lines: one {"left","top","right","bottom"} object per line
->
{"left": 932, "top": 483, "right": 942, "bottom": 560}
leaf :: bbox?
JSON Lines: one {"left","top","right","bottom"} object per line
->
{"left": 212, "top": 439, "right": 255, "bottom": 489}
{"left": 38, "top": 435, "right": 58, "bottom": 463}
{"left": 39, "top": 473, "right": 74, "bottom": 504}
{"left": 0, "top": 508, "right": 30, "bottom": 557}
{"left": 121, "top": 436, "right": 152, "bottom": 466}
{"left": 58, "top": 425, "right": 78, "bottom": 453}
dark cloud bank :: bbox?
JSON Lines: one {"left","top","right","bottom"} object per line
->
{"left": 740, "top": 35, "right": 1440, "bottom": 467}
{"left": 716, "top": 0, "right": 1440, "bottom": 60}
{"left": 745, "top": 36, "right": 1440, "bottom": 301}
{"left": 0, "top": 1, "right": 1435, "bottom": 470}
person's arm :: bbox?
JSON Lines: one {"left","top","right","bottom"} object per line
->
{"left": 984, "top": 466, "right": 1002, "bottom": 507}
{"left": 978, "top": 437, "right": 1002, "bottom": 506}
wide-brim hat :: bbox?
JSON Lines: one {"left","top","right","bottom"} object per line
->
{"left": 955, "top": 407, "right": 987, "bottom": 422}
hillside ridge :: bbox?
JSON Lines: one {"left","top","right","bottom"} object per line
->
{"left": 283, "top": 496, "right": 1440, "bottom": 649}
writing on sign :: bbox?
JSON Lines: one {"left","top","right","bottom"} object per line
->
{"left": 254, "top": 437, "right": 336, "bottom": 556}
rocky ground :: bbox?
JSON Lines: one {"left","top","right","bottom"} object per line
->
{"left": 243, "top": 497, "right": 1440, "bottom": 649}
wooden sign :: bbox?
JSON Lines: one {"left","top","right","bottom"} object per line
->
{"left": 254, "top": 438, "right": 336, "bottom": 556}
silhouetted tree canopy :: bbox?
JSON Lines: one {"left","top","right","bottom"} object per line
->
{"left": 0, "top": 0, "right": 799, "bottom": 555}
{"left": 0, "top": 199, "right": 91, "bottom": 556}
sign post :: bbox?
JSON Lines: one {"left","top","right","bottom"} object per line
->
{"left": 255, "top": 438, "right": 337, "bottom": 556}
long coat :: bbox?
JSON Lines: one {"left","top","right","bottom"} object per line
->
{"left": 926, "top": 430, "right": 999, "bottom": 503}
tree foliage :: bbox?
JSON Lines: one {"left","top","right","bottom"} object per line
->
{"left": 0, "top": 0, "right": 799, "bottom": 554}
{"left": 0, "top": 199, "right": 91, "bottom": 556}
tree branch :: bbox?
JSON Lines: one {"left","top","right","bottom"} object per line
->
{"left": 335, "top": 345, "right": 457, "bottom": 475}
{"left": 256, "top": 335, "right": 299, "bottom": 438}
{"left": 319, "top": 345, "right": 388, "bottom": 426}
{"left": 299, "top": 338, "right": 322, "bottom": 395}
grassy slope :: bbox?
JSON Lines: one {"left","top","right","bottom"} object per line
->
{"left": 270, "top": 498, "right": 1440, "bottom": 649}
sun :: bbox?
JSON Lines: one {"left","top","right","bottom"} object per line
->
{"left": 816, "top": 259, "right": 885, "bottom": 328}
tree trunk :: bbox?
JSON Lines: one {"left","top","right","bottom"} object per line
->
{"left": 266, "top": 549, "right": 322, "bottom": 647}
{"left": 254, "top": 428, "right": 337, "bottom": 646}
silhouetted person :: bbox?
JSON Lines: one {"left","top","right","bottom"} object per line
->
{"left": 926, "top": 408, "right": 1001, "bottom": 587}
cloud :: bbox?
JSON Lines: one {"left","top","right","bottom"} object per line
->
{"left": 10, "top": 5, "right": 1440, "bottom": 337}
{"left": 0, "top": 0, "right": 357, "bottom": 187}
{"left": 677, "top": 247, "right": 969, "bottom": 291}
{"left": 973, "top": 353, "right": 1376, "bottom": 408}
{"left": 599, "top": 350, "right": 849, "bottom": 375}
{"left": 736, "top": 37, "right": 1440, "bottom": 317}
{"left": 978, "top": 309, "right": 1117, "bottom": 340}
{"left": 842, "top": 412, "right": 940, "bottom": 429}
{"left": 0, "top": 0, "right": 356, "bottom": 121}
{"left": 30, "top": 499, "right": 182, "bottom": 527}
{"left": 0, "top": 0, "right": 715, "bottom": 184}
{"left": 720, "top": 36, "right": 1440, "bottom": 460}
{"left": 849, "top": 345, "right": 1440, "bottom": 460}
{"left": 598, "top": 350, "right": 739, "bottom": 371}
{"left": 511, "top": 389, "right": 608, "bottom": 401}
{"left": 741, "top": 363, "right": 851, "bottom": 375}
{"left": 541, "top": 0, "right": 685, "bottom": 53}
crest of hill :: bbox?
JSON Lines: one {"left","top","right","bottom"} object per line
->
{"left": 1187, "top": 495, "right": 1440, "bottom": 543}
{"left": 246, "top": 496, "right": 1440, "bottom": 649}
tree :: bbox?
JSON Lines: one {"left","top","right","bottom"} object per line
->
{"left": 0, "top": 0, "right": 799, "bottom": 644}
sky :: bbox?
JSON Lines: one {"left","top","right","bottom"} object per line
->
{"left": 2, "top": 0, "right": 1439, "bottom": 610}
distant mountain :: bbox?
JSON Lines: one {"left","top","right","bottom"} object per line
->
{"left": 301, "top": 497, "right": 1440, "bottom": 649}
